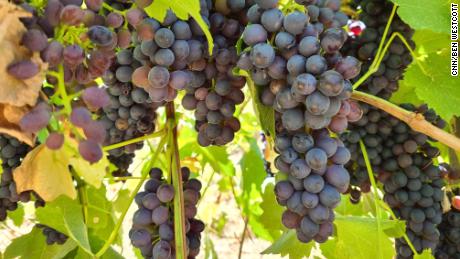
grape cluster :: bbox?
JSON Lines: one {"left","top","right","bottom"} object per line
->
{"left": 389, "top": 164, "right": 444, "bottom": 258}
{"left": 12, "top": 0, "right": 123, "bottom": 163}
{"left": 100, "top": 54, "right": 158, "bottom": 161}
{"left": 108, "top": 153, "right": 135, "bottom": 177}
{"left": 36, "top": 224, "right": 68, "bottom": 245}
{"left": 0, "top": 134, "right": 34, "bottom": 220}
{"left": 436, "top": 204, "right": 460, "bottom": 258}
{"left": 240, "top": 0, "right": 363, "bottom": 244}
{"left": 181, "top": 1, "right": 249, "bottom": 146}
{"left": 130, "top": 167, "right": 204, "bottom": 258}
{"left": 341, "top": 104, "right": 446, "bottom": 257}
{"left": 274, "top": 129, "right": 351, "bottom": 243}
{"left": 239, "top": 1, "right": 361, "bottom": 134}
{"left": 342, "top": 0, "right": 415, "bottom": 99}
{"left": 296, "top": 0, "right": 349, "bottom": 33}
{"left": 342, "top": 103, "right": 446, "bottom": 197}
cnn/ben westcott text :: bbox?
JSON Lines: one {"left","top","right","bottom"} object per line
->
{"left": 452, "top": 3, "right": 458, "bottom": 76}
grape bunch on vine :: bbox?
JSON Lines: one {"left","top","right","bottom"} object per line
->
{"left": 0, "top": 0, "right": 457, "bottom": 258}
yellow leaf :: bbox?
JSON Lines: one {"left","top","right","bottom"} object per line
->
{"left": 69, "top": 155, "right": 108, "bottom": 189}
{"left": 13, "top": 144, "right": 76, "bottom": 201}
{"left": 65, "top": 137, "right": 108, "bottom": 188}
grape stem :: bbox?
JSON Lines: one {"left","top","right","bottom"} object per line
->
{"left": 352, "top": 91, "right": 460, "bottom": 151}
{"left": 166, "top": 102, "right": 188, "bottom": 259}
{"left": 352, "top": 4, "right": 397, "bottom": 90}
{"left": 359, "top": 141, "right": 383, "bottom": 259}
{"left": 359, "top": 141, "right": 417, "bottom": 256}
{"left": 95, "top": 133, "right": 169, "bottom": 258}
{"left": 55, "top": 64, "right": 72, "bottom": 115}
{"left": 237, "top": 217, "right": 249, "bottom": 259}
{"left": 102, "top": 129, "right": 165, "bottom": 151}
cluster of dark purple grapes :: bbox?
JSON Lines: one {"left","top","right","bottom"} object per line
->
{"left": 181, "top": 1, "right": 250, "bottom": 146}
{"left": 36, "top": 224, "right": 68, "bottom": 245}
{"left": 342, "top": 103, "right": 446, "bottom": 198}
{"left": 0, "top": 134, "right": 36, "bottom": 220}
{"left": 341, "top": 104, "right": 446, "bottom": 257}
{"left": 100, "top": 55, "right": 159, "bottom": 172}
{"left": 130, "top": 167, "right": 204, "bottom": 258}
{"left": 237, "top": 0, "right": 365, "bottom": 245}
{"left": 274, "top": 129, "right": 351, "bottom": 243}
{"left": 389, "top": 163, "right": 444, "bottom": 258}
{"left": 342, "top": 0, "right": 415, "bottom": 99}
{"left": 436, "top": 201, "right": 460, "bottom": 258}
{"left": 239, "top": 1, "right": 362, "bottom": 134}
{"left": 296, "top": 0, "right": 349, "bottom": 33}
{"left": 0, "top": 134, "right": 69, "bottom": 245}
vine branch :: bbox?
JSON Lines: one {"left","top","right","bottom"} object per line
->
{"left": 352, "top": 91, "right": 460, "bottom": 151}
{"left": 166, "top": 102, "right": 188, "bottom": 259}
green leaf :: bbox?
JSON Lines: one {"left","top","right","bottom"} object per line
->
{"left": 144, "top": 0, "right": 214, "bottom": 54}
{"left": 334, "top": 193, "right": 377, "bottom": 217}
{"left": 204, "top": 235, "right": 218, "bottom": 259}
{"left": 412, "top": 30, "right": 451, "bottom": 54}
{"left": 180, "top": 142, "right": 234, "bottom": 176}
{"left": 414, "top": 249, "right": 435, "bottom": 259}
{"left": 262, "top": 230, "right": 314, "bottom": 259}
{"left": 403, "top": 51, "right": 460, "bottom": 120}
{"left": 239, "top": 138, "right": 266, "bottom": 199}
{"left": 259, "top": 182, "right": 286, "bottom": 240}
{"left": 85, "top": 185, "right": 110, "bottom": 230}
{"left": 233, "top": 68, "right": 276, "bottom": 138}
{"left": 389, "top": 82, "right": 422, "bottom": 106}
{"left": 8, "top": 204, "right": 24, "bottom": 227}
{"left": 4, "top": 228, "right": 77, "bottom": 259}
{"left": 390, "top": 0, "right": 452, "bottom": 34}
{"left": 112, "top": 188, "right": 131, "bottom": 214}
{"left": 36, "top": 196, "right": 93, "bottom": 255}
{"left": 320, "top": 215, "right": 399, "bottom": 259}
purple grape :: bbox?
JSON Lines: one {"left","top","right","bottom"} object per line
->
{"left": 7, "top": 61, "right": 39, "bottom": 79}
{"left": 82, "top": 87, "right": 110, "bottom": 109}
{"left": 45, "top": 133, "right": 64, "bottom": 150}
{"left": 19, "top": 103, "right": 51, "bottom": 133}
{"left": 78, "top": 140, "right": 102, "bottom": 163}
{"left": 70, "top": 107, "right": 92, "bottom": 127}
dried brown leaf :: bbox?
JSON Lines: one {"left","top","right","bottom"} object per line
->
{"left": 0, "top": 0, "right": 48, "bottom": 107}
{"left": 0, "top": 104, "right": 34, "bottom": 146}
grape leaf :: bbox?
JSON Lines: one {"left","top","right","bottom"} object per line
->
{"left": 180, "top": 141, "right": 235, "bottom": 176}
{"left": 4, "top": 228, "right": 77, "bottom": 259}
{"left": 69, "top": 151, "right": 109, "bottom": 189}
{"left": 0, "top": 104, "right": 35, "bottom": 146}
{"left": 13, "top": 144, "right": 76, "bottom": 201}
{"left": 144, "top": 0, "right": 214, "bottom": 54}
{"left": 334, "top": 193, "right": 377, "bottom": 216}
{"left": 402, "top": 50, "right": 460, "bottom": 120}
{"left": 262, "top": 230, "right": 314, "bottom": 259}
{"left": 233, "top": 68, "right": 276, "bottom": 138}
{"left": 259, "top": 182, "right": 287, "bottom": 240}
{"left": 0, "top": 1, "right": 48, "bottom": 107}
{"left": 85, "top": 185, "right": 110, "bottom": 230}
{"left": 390, "top": 0, "right": 452, "bottom": 34}
{"left": 412, "top": 30, "right": 450, "bottom": 54}
{"left": 389, "top": 82, "right": 422, "bottom": 106}
{"left": 239, "top": 138, "right": 266, "bottom": 196}
{"left": 204, "top": 235, "right": 218, "bottom": 259}
{"left": 414, "top": 249, "right": 435, "bottom": 259}
{"left": 320, "top": 215, "right": 399, "bottom": 259}
{"left": 36, "top": 196, "right": 93, "bottom": 255}
{"left": 8, "top": 203, "right": 24, "bottom": 226}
